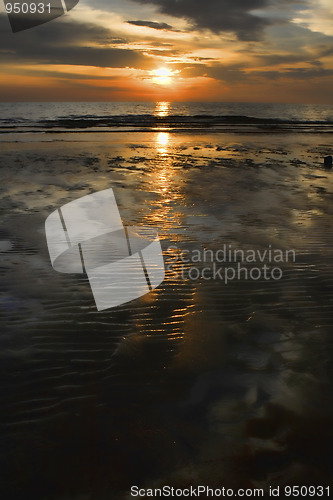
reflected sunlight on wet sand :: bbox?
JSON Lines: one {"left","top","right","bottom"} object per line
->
{"left": 0, "top": 117, "right": 333, "bottom": 498}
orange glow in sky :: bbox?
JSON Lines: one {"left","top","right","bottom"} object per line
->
{"left": 1, "top": 0, "right": 333, "bottom": 103}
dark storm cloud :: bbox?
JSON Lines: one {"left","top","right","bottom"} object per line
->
{"left": 0, "top": 14, "right": 153, "bottom": 69}
{"left": 207, "top": 64, "right": 333, "bottom": 83}
{"left": 317, "top": 44, "right": 333, "bottom": 58}
{"left": 205, "top": 63, "right": 248, "bottom": 83}
{"left": 127, "top": 20, "right": 175, "bottom": 31}
{"left": 179, "top": 58, "right": 333, "bottom": 84}
{"left": 1, "top": 14, "right": 117, "bottom": 45}
{"left": 275, "top": 67, "right": 333, "bottom": 78}
{"left": 240, "top": 67, "right": 333, "bottom": 81}
{"left": 131, "top": 0, "right": 273, "bottom": 40}
{"left": 256, "top": 53, "right": 322, "bottom": 67}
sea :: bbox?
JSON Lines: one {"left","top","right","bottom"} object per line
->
{"left": 1, "top": 101, "right": 333, "bottom": 134}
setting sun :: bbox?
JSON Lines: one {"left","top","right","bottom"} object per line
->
{"left": 153, "top": 68, "right": 174, "bottom": 85}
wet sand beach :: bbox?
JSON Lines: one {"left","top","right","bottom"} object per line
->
{"left": 1, "top": 125, "right": 333, "bottom": 498}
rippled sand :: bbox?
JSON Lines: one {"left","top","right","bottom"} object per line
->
{"left": 1, "top": 131, "right": 333, "bottom": 499}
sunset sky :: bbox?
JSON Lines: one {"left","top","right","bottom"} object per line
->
{"left": 1, "top": 0, "right": 333, "bottom": 102}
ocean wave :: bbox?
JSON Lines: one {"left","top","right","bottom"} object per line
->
{"left": 1, "top": 113, "right": 333, "bottom": 133}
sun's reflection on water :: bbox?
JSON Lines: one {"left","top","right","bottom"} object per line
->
{"left": 134, "top": 108, "right": 186, "bottom": 229}
{"left": 156, "top": 132, "right": 169, "bottom": 155}
{"left": 154, "top": 102, "right": 170, "bottom": 117}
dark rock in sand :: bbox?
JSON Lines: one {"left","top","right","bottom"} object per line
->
{"left": 324, "top": 155, "right": 332, "bottom": 168}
